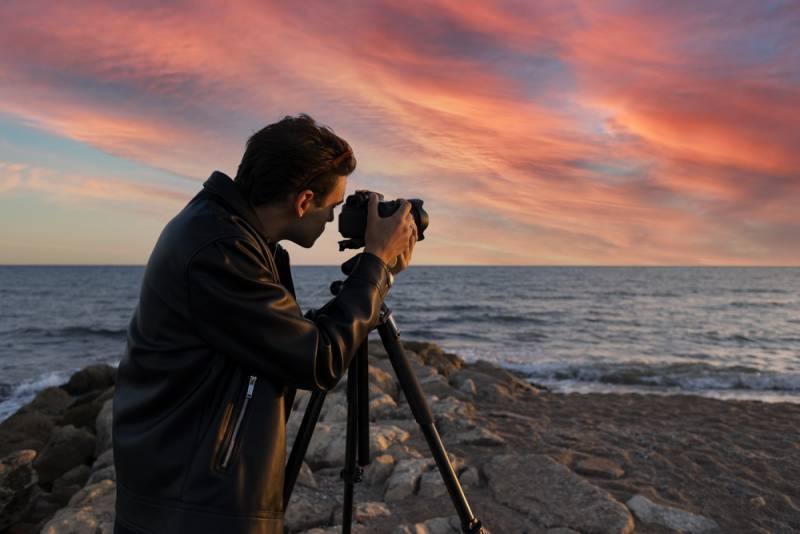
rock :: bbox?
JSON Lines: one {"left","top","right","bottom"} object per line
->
{"left": 86, "top": 465, "right": 116, "bottom": 485}
{"left": 59, "top": 399, "right": 104, "bottom": 432}
{"left": 364, "top": 454, "right": 395, "bottom": 486}
{"left": 547, "top": 529, "right": 581, "bottom": 534}
{"left": 40, "top": 479, "right": 116, "bottom": 534}
{"left": 52, "top": 464, "right": 91, "bottom": 495}
{"left": 626, "top": 495, "right": 720, "bottom": 533}
{"left": 384, "top": 458, "right": 433, "bottom": 501}
{"left": 0, "top": 449, "right": 39, "bottom": 530}
{"left": 33, "top": 425, "right": 95, "bottom": 485}
{"left": 431, "top": 396, "right": 475, "bottom": 421}
{"left": 574, "top": 457, "right": 625, "bottom": 479}
{"left": 418, "top": 470, "right": 447, "bottom": 498}
{"left": 0, "top": 410, "right": 56, "bottom": 456}
{"left": 457, "top": 378, "right": 477, "bottom": 397}
{"left": 396, "top": 516, "right": 461, "bottom": 534}
{"left": 370, "top": 393, "right": 399, "bottom": 419}
{"left": 442, "top": 422, "right": 505, "bottom": 447}
{"left": 401, "top": 341, "right": 463, "bottom": 376}
{"left": 26, "top": 387, "right": 73, "bottom": 417}
{"left": 91, "top": 449, "right": 114, "bottom": 473}
{"left": 63, "top": 364, "right": 116, "bottom": 396}
{"left": 485, "top": 453, "right": 634, "bottom": 534}
{"left": 458, "top": 466, "right": 480, "bottom": 488}
{"left": 298, "top": 461, "right": 317, "bottom": 488}
{"left": 24, "top": 486, "right": 65, "bottom": 526}
{"left": 369, "top": 365, "right": 397, "bottom": 398}
{"left": 284, "top": 488, "right": 336, "bottom": 532}
{"left": 353, "top": 501, "right": 391, "bottom": 522}
{"left": 95, "top": 399, "right": 113, "bottom": 455}
{"left": 305, "top": 423, "right": 409, "bottom": 469}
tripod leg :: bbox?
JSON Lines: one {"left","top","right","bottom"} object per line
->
{"left": 284, "top": 389, "right": 327, "bottom": 510}
{"left": 356, "top": 341, "right": 370, "bottom": 466}
{"left": 341, "top": 352, "right": 362, "bottom": 534}
{"left": 377, "top": 312, "right": 484, "bottom": 534}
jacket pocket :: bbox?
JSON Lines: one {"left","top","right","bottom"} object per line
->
{"left": 218, "top": 375, "right": 257, "bottom": 470}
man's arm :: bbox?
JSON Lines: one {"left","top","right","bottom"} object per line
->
{"left": 187, "top": 236, "right": 391, "bottom": 391}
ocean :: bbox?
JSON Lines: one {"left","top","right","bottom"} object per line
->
{"left": 1, "top": 265, "right": 798, "bottom": 421}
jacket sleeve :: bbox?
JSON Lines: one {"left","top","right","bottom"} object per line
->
{"left": 187, "top": 236, "right": 391, "bottom": 391}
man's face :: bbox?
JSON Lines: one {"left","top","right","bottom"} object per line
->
{"left": 292, "top": 175, "right": 347, "bottom": 248}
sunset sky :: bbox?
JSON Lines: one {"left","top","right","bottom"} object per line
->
{"left": 1, "top": 1, "right": 798, "bottom": 265}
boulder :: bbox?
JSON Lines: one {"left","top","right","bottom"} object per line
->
{"left": 418, "top": 470, "right": 447, "bottom": 498}
{"left": 40, "top": 479, "right": 116, "bottom": 534}
{"left": 384, "top": 458, "right": 433, "bottom": 501}
{"left": 396, "top": 516, "right": 461, "bottom": 534}
{"left": 458, "top": 466, "right": 480, "bottom": 488}
{"left": 63, "top": 365, "right": 116, "bottom": 396}
{"left": 369, "top": 365, "right": 397, "bottom": 398}
{"left": 304, "top": 423, "right": 409, "bottom": 469}
{"left": 0, "top": 410, "right": 56, "bottom": 456}
{"left": 52, "top": 464, "right": 91, "bottom": 497}
{"left": 0, "top": 449, "right": 39, "bottom": 530}
{"left": 33, "top": 425, "right": 95, "bottom": 485}
{"left": 25, "top": 387, "right": 73, "bottom": 417}
{"left": 297, "top": 462, "right": 317, "bottom": 489}
{"left": 485, "top": 454, "right": 634, "bottom": 534}
{"left": 284, "top": 487, "right": 336, "bottom": 532}
{"left": 91, "top": 449, "right": 114, "bottom": 473}
{"left": 401, "top": 341, "right": 463, "bottom": 376}
{"left": 370, "top": 393, "right": 399, "bottom": 420}
{"left": 86, "top": 465, "right": 116, "bottom": 485}
{"left": 363, "top": 453, "right": 395, "bottom": 486}
{"left": 95, "top": 399, "right": 113, "bottom": 455}
{"left": 626, "top": 495, "right": 720, "bottom": 533}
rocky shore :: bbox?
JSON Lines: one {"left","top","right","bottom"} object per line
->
{"left": 1, "top": 341, "right": 798, "bottom": 533}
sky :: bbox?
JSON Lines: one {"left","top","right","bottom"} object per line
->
{"left": 0, "top": 1, "right": 798, "bottom": 265}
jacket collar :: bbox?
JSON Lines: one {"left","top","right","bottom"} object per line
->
{"left": 203, "top": 170, "right": 273, "bottom": 245}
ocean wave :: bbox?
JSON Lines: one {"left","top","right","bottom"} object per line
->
{"left": 0, "top": 371, "right": 71, "bottom": 422}
{"left": 0, "top": 326, "right": 127, "bottom": 339}
{"left": 509, "top": 361, "right": 800, "bottom": 393}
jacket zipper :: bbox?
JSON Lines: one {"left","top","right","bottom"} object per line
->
{"left": 220, "top": 375, "right": 257, "bottom": 469}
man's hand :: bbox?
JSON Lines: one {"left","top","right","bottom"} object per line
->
{"left": 363, "top": 193, "right": 417, "bottom": 275}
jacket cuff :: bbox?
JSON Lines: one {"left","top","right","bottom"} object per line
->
{"left": 349, "top": 252, "right": 392, "bottom": 298}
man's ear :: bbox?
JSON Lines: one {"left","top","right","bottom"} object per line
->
{"left": 293, "top": 190, "right": 316, "bottom": 218}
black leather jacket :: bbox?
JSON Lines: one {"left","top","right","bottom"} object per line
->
{"left": 113, "top": 171, "right": 391, "bottom": 533}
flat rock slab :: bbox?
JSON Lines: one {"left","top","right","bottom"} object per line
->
{"left": 626, "top": 495, "right": 720, "bottom": 533}
{"left": 485, "top": 453, "right": 634, "bottom": 534}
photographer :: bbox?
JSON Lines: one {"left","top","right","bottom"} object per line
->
{"left": 112, "top": 114, "right": 417, "bottom": 534}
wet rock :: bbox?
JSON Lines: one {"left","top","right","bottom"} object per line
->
{"left": 626, "top": 495, "right": 720, "bottom": 533}
{"left": 575, "top": 457, "right": 625, "bottom": 479}
{"left": 63, "top": 364, "right": 116, "bottom": 396}
{"left": 0, "top": 410, "right": 56, "bottom": 456}
{"left": 384, "top": 458, "right": 433, "bottom": 501}
{"left": 33, "top": 425, "right": 95, "bottom": 485}
{"left": 95, "top": 399, "right": 113, "bottom": 455}
{"left": 0, "top": 449, "right": 39, "bottom": 530}
{"left": 364, "top": 453, "right": 395, "bottom": 486}
{"left": 26, "top": 387, "right": 73, "bottom": 417}
{"left": 485, "top": 453, "right": 633, "bottom": 534}
{"left": 40, "top": 479, "right": 116, "bottom": 534}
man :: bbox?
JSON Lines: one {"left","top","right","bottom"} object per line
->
{"left": 113, "top": 114, "right": 416, "bottom": 533}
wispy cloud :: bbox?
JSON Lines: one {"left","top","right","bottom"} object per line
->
{"left": 0, "top": 0, "right": 797, "bottom": 264}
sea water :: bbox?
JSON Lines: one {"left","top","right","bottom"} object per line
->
{"left": 1, "top": 265, "right": 798, "bottom": 421}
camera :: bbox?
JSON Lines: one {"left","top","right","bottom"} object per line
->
{"left": 337, "top": 190, "right": 429, "bottom": 251}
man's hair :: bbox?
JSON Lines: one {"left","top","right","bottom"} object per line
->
{"left": 234, "top": 114, "right": 356, "bottom": 206}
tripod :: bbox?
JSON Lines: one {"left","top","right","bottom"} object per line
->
{"left": 283, "top": 257, "right": 484, "bottom": 534}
